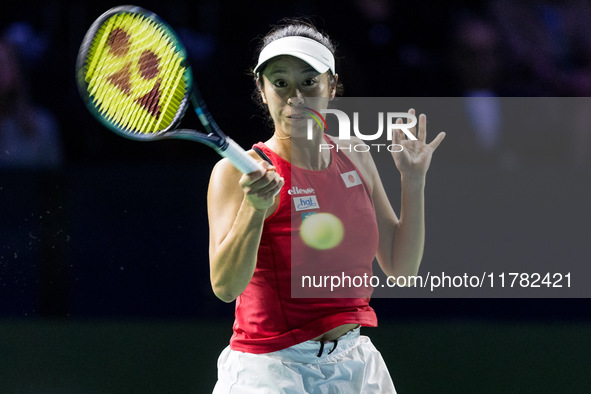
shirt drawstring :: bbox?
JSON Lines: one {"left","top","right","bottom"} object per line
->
{"left": 317, "top": 340, "right": 338, "bottom": 357}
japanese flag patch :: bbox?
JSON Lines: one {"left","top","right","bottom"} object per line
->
{"left": 341, "top": 170, "right": 362, "bottom": 188}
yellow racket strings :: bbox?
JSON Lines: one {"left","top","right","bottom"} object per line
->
{"left": 84, "top": 12, "right": 187, "bottom": 134}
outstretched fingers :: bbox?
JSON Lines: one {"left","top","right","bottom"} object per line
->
{"left": 417, "top": 113, "right": 427, "bottom": 142}
{"left": 394, "top": 117, "right": 404, "bottom": 145}
{"left": 428, "top": 131, "right": 446, "bottom": 151}
{"left": 394, "top": 109, "right": 444, "bottom": 151}
{"left": 408, "top": 108, "right": 417, "bottom": 139}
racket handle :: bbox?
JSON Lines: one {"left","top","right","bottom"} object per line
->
{"left": 220, "top": 138, "right": 263, "bottom": 174}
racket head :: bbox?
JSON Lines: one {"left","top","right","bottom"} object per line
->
{"left": 76, "top": 5, "right": 192, "bottom": 140}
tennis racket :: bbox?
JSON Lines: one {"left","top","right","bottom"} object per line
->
{"left": 75, "top": 5, "right": 262, "bottom": 173}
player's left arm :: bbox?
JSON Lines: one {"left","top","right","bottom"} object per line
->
{"left": 333, "top": 136, "right": 402, "bottom": 276}
{"left": 347, "top": 110, "right": 445, "bottom": 278}
{"left": 376, "top": 110, "right": 445, "bottom": 278}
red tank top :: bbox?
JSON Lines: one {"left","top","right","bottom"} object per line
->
{"left": 230, "top": 135, "right": 379, "bottom": 354}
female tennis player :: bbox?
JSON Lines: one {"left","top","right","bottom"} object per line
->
{"left": 207, "top": 19, "right": 445, "bottom": 393}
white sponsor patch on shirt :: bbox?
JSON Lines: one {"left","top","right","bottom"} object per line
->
{"left": 293, "top": 195, "right": 320, "bottom": 211}
{"left": 341, "top": 170, "right": 362, "bottom": 188}
{"left": 288, "top": 186, "right": 316, "bottom": 195}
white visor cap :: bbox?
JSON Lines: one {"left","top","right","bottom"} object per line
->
{"left": 254, "top": 36, "right": 335, "bottom": 75}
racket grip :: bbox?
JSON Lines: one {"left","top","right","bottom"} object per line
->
{"left": 220, "top": 138, "right": 263, "bottom": 174}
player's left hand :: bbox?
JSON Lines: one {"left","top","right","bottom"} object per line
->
{"left": 392, "top": 109, "right": 445, "bottom": 177}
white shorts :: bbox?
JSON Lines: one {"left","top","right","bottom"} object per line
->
{"left": 212, "top": 328, "right": 396, "bottom": 394}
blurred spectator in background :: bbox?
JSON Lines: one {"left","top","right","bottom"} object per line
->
{"left": 438, "top": 7, "right": 583, "bottom": 168}
{"left": 0, "top": 37, "right": 62, "bottom": 170}
{"left": 490, "top": 0, "right": 591, "bottom": 96}
{"left": 439, "top": 13, "right": 522, "bottom": 168}
{"left": 451, "top": 14, "right": 504, "bottom": 154}
{"left": 490, "top": 0, "right": 590, "bottom": 166}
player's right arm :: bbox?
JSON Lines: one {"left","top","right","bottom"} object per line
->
{"left": 207, "top": 155, "right": 283, "bottom": 302}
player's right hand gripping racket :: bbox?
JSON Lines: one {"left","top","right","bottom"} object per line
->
{"left": 76, "top": 5, "right": 263, "bottom": 173}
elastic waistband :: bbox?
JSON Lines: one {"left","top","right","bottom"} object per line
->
{"left": 267, "top": 327, "right": 361, "bottom": 364}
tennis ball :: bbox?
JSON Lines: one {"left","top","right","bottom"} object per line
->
{"left": 300, "top": 213, "right": 344, "bottom": 250}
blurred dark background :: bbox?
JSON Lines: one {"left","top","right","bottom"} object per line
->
{"left": 1, "top": 0, "right": 590, "bottom": 392}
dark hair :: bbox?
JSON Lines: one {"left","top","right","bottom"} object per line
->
{"left": 251, "top": 18, "right": 344, "bottom": 125}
